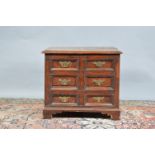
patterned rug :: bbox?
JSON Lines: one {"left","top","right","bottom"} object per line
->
{"left": 0, "top": 98, "right": 155, "bottom": 129}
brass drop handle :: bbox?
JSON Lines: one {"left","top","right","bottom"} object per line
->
{"left": 59, "top": 96, "right": 70, "bottom": 103}
{"left": 59, "top": 78, "right": 71, "bottom": 85}
{"left": 93, "top": 97, "right": 104, "bottom": 102}
{"left": 93, "top": 61, "right": 106, "bottom": 67}
{"left": 93, "top": 79, "right": 105, "bottom": 86}
{"left": 59, "top": 61, "right": 72, "bottom": 68}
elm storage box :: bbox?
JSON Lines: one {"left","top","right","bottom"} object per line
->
{"left": 42, "top": 47, "right": 122, "bottom": 120}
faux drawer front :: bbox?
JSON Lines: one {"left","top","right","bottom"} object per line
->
{"left": 85, "top": 77, "right": 114, "bottom": 90}
{"left": 50, "top": 75, "right": 79, "bottom": 90}
{"left": 47, "top": 55, "right": 79, "bottom": 71}
{"left": 85, "top": 55, "right": 114, "bottom": 71}
{"left": 50, "top": 94, "right": 79, "bottom": 106}
{"left": 85, "top": 95, "right": 113, "bottom": 106}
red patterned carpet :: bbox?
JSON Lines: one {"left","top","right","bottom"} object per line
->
{"left": 0, "top": 99, "right": 155, "bottom": 129}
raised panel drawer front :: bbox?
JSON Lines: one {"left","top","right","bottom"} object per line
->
{"left": 47, "top": 55, "right": 79, "bottom": 71}
{"left": 85, "top": 77, "right": 114, "bottom": 90}
{"left": 49, "top": 75, "right": 79, "bottom": 90}
{"left": 50, "top": 94, "right": 79, "bottom": 106}
{"left": 85, "top": 95, "right": 113, "bottom": 106}
{"left": 85, "top": 55, "right": 114, "bottom": 71}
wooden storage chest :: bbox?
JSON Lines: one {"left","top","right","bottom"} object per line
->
{"left": 42, "top": 47, "right": 122, "bottom": 120}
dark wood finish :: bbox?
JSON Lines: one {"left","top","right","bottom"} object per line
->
{"left": 43, "top": 47, "right": 122, "bottom": 120}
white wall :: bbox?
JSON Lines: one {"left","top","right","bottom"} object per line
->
{"left": 0, "top": 26, "right": 155, "bottom": 100}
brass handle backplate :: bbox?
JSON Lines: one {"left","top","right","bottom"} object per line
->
{"left": 93, "top": 79, "right": 105, "bottom": 86}
{"left": 93, "top": 61, "right": 105, "bottom": 67}
{"left": 59, "top": 78, "right": 71, "bottom": 85}
{"left": 59, "top": 61, "right": 72, "bottom": 68}
{"left": 59, "top": 96, "right": 70, "bottom": 103}
{"left": 93, "top": 97, "right": 104, "bottom": 102}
